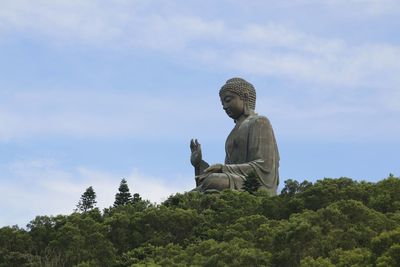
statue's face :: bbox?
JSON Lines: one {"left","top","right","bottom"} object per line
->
{"left": 220, "top": 91, "right": 244, "bottom": 120}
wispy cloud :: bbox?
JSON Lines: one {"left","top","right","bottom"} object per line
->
{"left": 0, "top": 90, "right": 225, "bottom": 141}
{"left": 0, "top": 158, "right": 189, "bottom": 227}
{"left": 226, "top": 42, "right": 400, "bottom": 88}
{"left": 234, "top": 0, "right": 400, "bottom": 16}
{"left": 261, "top": 98, "right": 400, "bottom": 142}
{"left": 1, "top": 1, "right": 399, "bottom": 90}
{"left": 1, "top": 1, "right": 399, "bottom": 144}
{"left": 1, "top": 83, "right": 399, "bottom": 143}
{"left": 316, "top": 0, "right": 400, "bottom": 16}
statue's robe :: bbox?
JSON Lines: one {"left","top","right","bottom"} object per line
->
{"left": 196, "top": 113, "right": 279, "bottom": 195}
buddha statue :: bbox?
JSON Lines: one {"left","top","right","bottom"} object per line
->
{"left": 190, "top": 77, "right": 279, "bottom": 195}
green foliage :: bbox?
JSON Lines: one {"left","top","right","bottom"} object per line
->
{"left": 114, "top": 178, "right": 132, "bottom": 207}
{"left": 281, "top": 179, "right": 312, "bottom": 197}
{"left": 0, "top": 226, "right": 39, "bottom": 267}
{"left": 76, "top": 186, "right": 97, "bottom": 213}
{"left": 1, "top": 175, "right": 400, "bottom": 266}
{"left": 132, "top": 193, "right": 142, "bottom": 204}
{"left": 300, "top": 256, "right": 335, "bottom": 267}
{"left": 369, "top": 177, "right": 400, "bottom": 213}
{"left": 242, "top": 171, "right": 262, "bottom": 194}
{"left": 329, "top": 248, "right": 373, "bottom": 267}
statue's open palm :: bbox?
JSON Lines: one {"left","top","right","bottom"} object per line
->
{"left": 190, "top": 139, "right": 202, "bottom": 168}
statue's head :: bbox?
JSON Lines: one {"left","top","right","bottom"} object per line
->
{"left": 219, "top": 78, "right": 256, "bottom": 120}
{"left": 219, "top": 77, "right": 256, "bottom": 110}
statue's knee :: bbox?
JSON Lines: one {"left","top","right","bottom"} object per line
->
{"left": 202, "top": 175, "right": 229, "bottom": 191}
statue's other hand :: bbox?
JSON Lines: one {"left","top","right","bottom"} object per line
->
{"left": 204, "top": 164, "right": 223, "bottom": 174}
{"left": 190, "top": 139, "right": 202, "bottom": 168}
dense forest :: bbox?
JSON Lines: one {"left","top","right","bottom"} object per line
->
{"left": 1, "top": 175, "right": 400, "bottom": 267}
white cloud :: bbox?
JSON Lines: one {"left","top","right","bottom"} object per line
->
{"left": 260, "top": 97, "right": 400, "bottom": 142}
{"left": 0, "top": 90, "right": 224, "bottom": 141}
{"left": 0, "top": 158, "right": 189, "bottom": 227}
{"left": 0, "top": 0, "right": 126, "bottom": 43}
{"left": 236, "top": 0, "right": 400, "bottom": 16}
{"left": 0, "top": 0, "right": 399, "bottom": 143}
{"left": 238, "top": 24, "right": 345, "bottom": 55}
{"left": 0, "top": 82, "right": 399, "bottom": 143}
{"left": 1, "top": 0, "right": 399, "bottom": 90}
{"left": 0, "top": 0, "right": 225, "bottom": 49}
{"left": 325, "top": 0, "right": 400, "bottom": 16}
{"left": 225, "top": 43, "right": 400, "bottom": 88}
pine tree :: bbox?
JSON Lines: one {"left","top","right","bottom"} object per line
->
{"left": 114, "top": 178, "right": 132, "bottom": 207}
{"left": 76, "top": 186, "right": 97, "bottom": 212}
{"left": 242, "top": 171, "right": 261, "bottom": 194}
{"left": 132, "top": 193, "right": 142, "bottom": 204}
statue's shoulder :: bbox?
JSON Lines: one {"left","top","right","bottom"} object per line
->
{"left": 248, "top": 114, "right": 272, "bottom": 125}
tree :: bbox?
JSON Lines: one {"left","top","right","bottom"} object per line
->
{"left": 114, "top": 179, "right": 132, "bottom": 207}
{"left": 242, "top": 172, "right": 261, "bottom": 194}
{"left": 281, "top": 179, "right": 312, "bottom": 197}
{"left": 0, "top": 226, "right": 39, "bottom": 267}
{"left": 76, "top": 186, "right": 97, "bottom": 212}
{"left": 132, "top": 193, "right": 142, "bottom": 204}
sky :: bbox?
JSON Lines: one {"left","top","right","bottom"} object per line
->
{"left": 0, "top": 0, "right": 399, "bottom": 227}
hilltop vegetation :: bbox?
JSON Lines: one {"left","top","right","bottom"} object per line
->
{"left": 1, "top": 176, "right": 400, "bottom": 266}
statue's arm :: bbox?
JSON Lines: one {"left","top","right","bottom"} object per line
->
{"left": 190, "top": 139, "right": 210, "bottom": 176}
{"left": 196, "top": 160, "right": 210, "bottom": 176}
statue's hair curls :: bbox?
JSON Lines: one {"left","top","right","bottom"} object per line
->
{"left": 219, "top": 77, "right": 256, "bottom": 110}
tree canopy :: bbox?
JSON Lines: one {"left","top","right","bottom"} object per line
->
{"left": 1, "top": 175, "right": 400, "bottom": 266}
{"left": 76, "top": 186, "right": 97, "bottom": 213}
{"left": 114, "top": 178, "right": 132, "bottom": 207}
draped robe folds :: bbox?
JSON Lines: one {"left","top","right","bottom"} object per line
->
{"left": 195, "top": 113, "right": 280, "bottom": 195}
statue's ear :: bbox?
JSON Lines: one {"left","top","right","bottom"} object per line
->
{"left": 243, "top": 93, "right": 249, "bottom": 102}
{"left": 243, "top": 93, "right": 251, "bottom": 115}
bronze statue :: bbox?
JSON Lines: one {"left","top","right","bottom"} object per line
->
{"left": 190, "top": 77, "right": 279, "bottom": 195}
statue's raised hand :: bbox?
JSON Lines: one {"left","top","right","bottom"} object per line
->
{"left": 190, "top": 139, "right": 202, "bottom": 168}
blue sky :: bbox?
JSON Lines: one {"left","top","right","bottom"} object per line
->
{"left": 0, "top": 0, "right": 399, "bottom": 227}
